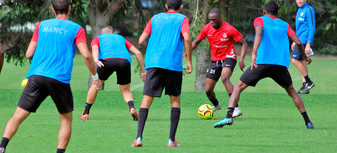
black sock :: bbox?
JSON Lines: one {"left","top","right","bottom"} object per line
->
{"left": 83, "top": 103, "right": 92, "bottom": 115}
{"left": 137, "top": 108, "right": 149, "bottom": 139}
{"left": 228, "top": 94, "right": 239, "bottom": 107}
{"left": 301, "top": 112, "right": 311, "bottom": 125}
{"left": 56, "top": 148, "right": 65, "bottom": 153}
{"left": 304, "top": 75, "right": 312, "bottom": 84}
{"left": 127, "top": 100, "right": 135, "bottom": 110}
{"left": 226, "top": 107, "right": 235, "bottom": 118}
{"left": 0, "top": 137, "right": 9, "bottom": 148}
{"left": 210, "top": 98, "right": 219, "bottom": 106}
{"left": 170, "top": 108, "right": 181, "bottom": 142}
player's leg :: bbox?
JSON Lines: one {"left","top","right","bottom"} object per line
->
{"left": 285, "top": 85, "right": 314, "bottom": 129}
{"left": 81, "top": 80, "right": 105, "bottom": 119}
{"left": 119, "top": 84, "right": 138, "bottom": 121}
{"left": 57, "top": 112, "right": 72, "bottom": 153}
{"left": 0, "top": 107, "right": 31, "bottom": 152}
{"left": 205, "top": 61, "right": 221, "bottom": 110}
{"left": 168, "top": 95, "right": 181, "bottom": 147}
{"left": 299, "top": 60, "right": 315, "bottom": 92}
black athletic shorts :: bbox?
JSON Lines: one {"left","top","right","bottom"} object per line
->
{"left": 240, "top": 64, "right": 292, "bottom": 88}
{"left": 142, "top": 68, "right": 182, "bottom": 97}
{"left": 18, "top": 75, "right": 73, "bottom": 114}
{"left": 291, "top": 44, "right": 306, "bottom": 60}
{"left": 97, "top": 58, "right": 131, "bottom": 85}
{"left": 206, "top": 58, "right": 237, "bottom": 81}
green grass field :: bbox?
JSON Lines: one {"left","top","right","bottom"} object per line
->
{"left": 1, "top": 55, "right": 337, "bottom": 152}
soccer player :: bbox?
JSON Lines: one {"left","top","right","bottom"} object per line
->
{"left": 291, "top": 0, "right": 316, "bottom": 94}
{"left": 80, "top": 26, "right": 146, "bottom": 121}
{"left": 190, "top": 8, "right": 247, "bottom": 117}
{"left": 0, "top": 0, "right": 102, "bottom": 153}
{"left": 131, "top": 0, "right": 192, "bottom": 147}
{"left": 213, "top": 1, "right": 314, "bottom": 129}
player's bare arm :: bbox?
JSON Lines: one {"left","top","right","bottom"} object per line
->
{"left": 183, "top": 38, "right": 201, "bottom": 59}
{"left": 237, "top": 38, "right": 247, "bottom": 71}
{"left": 128, "top": 45, "right": 146, "bottom": 82}
{"left": 138, "top": 32, "right": 149, "bottom": 48}
{"left": 91, "top": 45, "right": 104, "bottom": 67}
{"left": 25, "top": 41, "right": 37, "bottom": 59}
{"left": 290, "top": 35, "right": 311, "bottom": 64}
{"left": 77, "top": 42, "right": 102, "bottom": 89}
{"left": 183, "top": 32, "right": 193, "bottom": 74}
{"left": 251, "top": 26, "right": 263, "bottom": 69}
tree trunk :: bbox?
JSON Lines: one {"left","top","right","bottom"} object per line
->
{"left": 219, "top": 0, "right": 229, "bottom": 21}
{"left": 195, "top": 46, "right": 210, "bottom": 91}
{"left": 0, "top": 43, "right": 4, "bottom": 74}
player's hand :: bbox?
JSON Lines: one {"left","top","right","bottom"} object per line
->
{"left": 182, "top": 52, "right": 188, "bottom": 60}
{"left": 140, "top": 70, "right": 146, "bottom": 82}
{"left": 186, "top": 62, "right": 192, "bottom": 74}
{"left": 305, "top": 44, "right": 311, "bottom": 55}
{"left": 304, "top": 56, "right": 312, "bottom": 65}
{"left": 251, "top": 54, "right": 258, "bottom": 70}
{"left": 291, "top": 42, "right": 295, "bottom": 51}
{"left": 93, "top": 80, "right": 102, "bottom": 90}
{"left": 239, "top": 60, "right": 246, "bottom": 72}
{"left": 96, "top": 61, "right": 104, "bottom": 67}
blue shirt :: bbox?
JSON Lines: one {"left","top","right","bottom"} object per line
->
{"left": 295, "top": 3, "right": 315, "bottom": 45}
{"left": 145, "top": 12, "right": 186, "bottom": 72}
{"left": 256, "top": 16, "right": 290, "bottom": 68}
{"left": 96, "top": 33, "right": 131, "bottom": 64}
{"left": 27, "top": 18, "right": 82, "bottom": 84}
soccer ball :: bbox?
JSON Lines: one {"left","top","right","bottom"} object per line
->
{"left": 198, "top": 104, "right": 214, "bottom": 119}
{"left": 21, "top": 78, "right": 28, "bottom": 88}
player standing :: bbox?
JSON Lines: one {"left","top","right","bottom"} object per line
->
{"left": 190, "top": 8, "right": 247, "bottom": 117}
{"left": 0, "top": 0, "right": 102, "bottom": 153}
{"left": 131, "top": 0, "right": 192, "bottom": 147}
{"left": 213, "top": 0, "right": 314, "bottom": 129}
{"left": 80, "top": 26, "right": 146, "bottom": 121}
{"left": 291, "top": 0, "right": 316, "bottom": 94}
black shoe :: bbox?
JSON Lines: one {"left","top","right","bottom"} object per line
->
{"left": 306, "top": 122, "right": 314, "bottom": 129}
{"left": 297, "top": 86, "right": 308, "bottom": 94}
{"left": 302, "top": 82, "right": 315, "bottom": 93}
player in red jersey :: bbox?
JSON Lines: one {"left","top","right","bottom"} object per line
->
{"left": 191, "top": 8, "right": 247, "bottom": 117}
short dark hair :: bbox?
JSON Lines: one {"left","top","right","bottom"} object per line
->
{"left": 209, "top": 8, "right": 221, "bottom": 16}
{"left": 264, "top": 0, "right": 278, "bottom": 15}
{"left": 52, "top": 0, "right": 70, "bottom": 15}
{"left": 167, "top": 0, "right": 182, "bottom": 10}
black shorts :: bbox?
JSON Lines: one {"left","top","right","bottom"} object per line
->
{"left": 142, "top": 68, "right": 182, "bottom": 97}
{"left": 206, "top": 58, "right": 237, "bottom": 81}
{"left": 97, "top": 58, "right": 131, "bottom": 85}
{"left": 18, "top": 75, "right": 73, "bottom": 114}
{"left": 240, "top": 64, "right": 292, "bottom": 88}
{"left": 291, "top": 44, "right": 306, "bottom": 60}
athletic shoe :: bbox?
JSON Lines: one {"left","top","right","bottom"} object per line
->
{"left": 130, "top": 108, "right": 138, "bottom": 121}
{"left": 213, "top": 117, "right": 233, "bottom": 128}
{"left": 81, "top": 112, "right": 89, "bottom": 120}
{"left": 131, "top": 137, "right": 142, "bottom": 147}
{"left": 0, "top": 147, "right": 5, "bottom": 153}
{"left": 232, "top": 107, "right": 242, "bottom": 118}
{"left": 212, "top": 102, "right": 221, "bottom": 112}
{"left": 302, "top": 82, "right": 315, "bottom": 93}
{"left": 297, "top": 86, "right": 310, "bottom": 94}
{"left": 167, "top": 139, "right": 181, "bottom": 147}
{"left": 306, "top": 122, "right": 314, "bottom": 129}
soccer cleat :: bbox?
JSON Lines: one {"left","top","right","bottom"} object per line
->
{"left": 297, "top": 86, "right": 310, "bottom": 94}
{"left": 232, "top": 107, "right": 242, "bottom": 118}
{"left": 213, "top": 117, "right": 233, "bottom": 128}
{"left": 131, "top": 137, "right": 142, "bottom": 147}
{"left": 130, "top": 108, "right": 138, "bottom": 121}
{"left": 306, "top": 122, "right": 314, "bottom": 129}
{"left": 212, "top": 102, "right": 221, "bottom": 112}
{"left": 167, "top": 139, "right": 181, "bottom": 147}
{"left": 81, "top": 112, "right": 89, "bottom": 120}
{"left": 0, "top": 147, "right": 5, "bottom": 153}
{"left": 301, "top": 82, "right": 315, "bottom": 93}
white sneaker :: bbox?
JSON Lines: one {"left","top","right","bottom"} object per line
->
{"left": 212, "top": 103, "right": 221, "bottom": 111}
{"left": 232, "top": 107, "right": 242, "bottom": 118}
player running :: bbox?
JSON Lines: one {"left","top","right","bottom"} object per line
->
{"left": 132, "top": 0, "right": 192, "bottom": 147}
{"left": 189, "top": 8, "right": 247, "bottom": 117}
{"left": 80, "top": 26, "right": 146, "bottom": 121}
{"left": 0, "top": 0, "right": 102, "bottom": 153}
{"left": 213, "top": 0, "right": 314, "bottom": 129}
